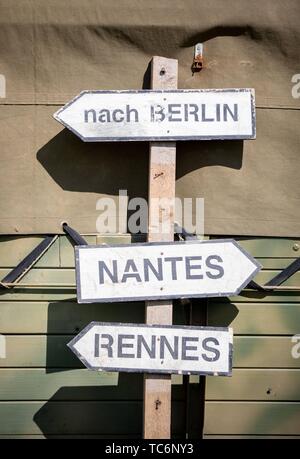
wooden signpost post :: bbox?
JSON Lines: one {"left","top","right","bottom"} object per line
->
{"left": 144, "top": 57, "right": 177, "bottom": 439}
{"left": 54, "top": 56, "right": 257, "bottom": 439}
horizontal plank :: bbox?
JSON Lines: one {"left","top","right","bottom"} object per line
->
{"left": 0, "top": 369, "right": 118, "bottom": 401}
{"left": 60, "top": 234, "right": 131, "bottom": 267}
{"left": 0, "top": 289, "right": 77, "bottom": 301}
{"left": 0, "top": 301, "right": 145, "bottom": 334}
{"left": 0, "top": 236, "right": 60, "bottom": 268}
{"left": 233, "top": 337, "right": 300, "bottom": 368}
{"left": 0, "top": 336, "right": 299, "bottom": 368}
{"left": 257, "top": 258, "right": 297, "bottom": 270}
{"left": 0, "top": 369, "right": 183, "bottom": 401}
{"left": 208, "top": 303, "right": 300, "bottom": 335}
{"left": 1, "top": 236, "right": 298, "bottom": 262}
{"left": 1, "top": 268, "right": 300, "bottom": 288}
{"left": 229, "top": 238, "right": 300, "bottom": 258}
{"left": 0, "top": 301, "right": 186, "bottom": 334}
{"left": 0, "top": 335, "right": 79, "bottom": 368}
{"left": 2, "top": 368, "right": 298, "bottom": 402}
{"left": 206, "top": 369, "right": 300, "bottom": 401}
{"left": 0, "top": 401, "right": 185, "bottom": 435}
{"left": 1, "top": 289, "right": 300, "bottom": 303}
{"left": 204, "top": 402, "right": 300, "bottom": 435}
{"left": 0, "top": 234, "right": 132, "bottom": 269}
{"left": 0, "top": 268, "right": 76, "bottom": 284}
{"left": 1, "top": 301, "right": 299, "bottom": 336}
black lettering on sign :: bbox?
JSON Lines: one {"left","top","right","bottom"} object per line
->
{"left": 94, "top": 333, "right": 100, "bottom": 357}
{"left": 216, "top": 103, "right": 221, "bottom": 122}
{"left": 98, "top": 109, "right": 111, "bottom": 123}
{"left": 94, "top": 333, "right": 114, "bottom": 358}
{"left": 151, "top": 104, "right": 165, "bottom": 122}
{"left": 202, "top": 337, "right": 220, "bottom": 362}
{"left": 99, "top": 260, "right": 118, "bottom": 284}
{"left": 201, "top": 104, "right": 214, "bottom": 122}
{"left": 98, "top": 254, "right": 225, "bottom": 284}
{"left": 144, "top": 258, "right": 163, "bottom": 282}
{"left": 126, "top": 105, "right": 139, "bottom": 122}
{"left": 168, "top": 104, "right": 182, "bottom": 122}
{"left": 206, "top": 255, "right": 224, "bottom": 279}
{"left": 118, "top": 334, "right": 135, "bottom": 358}
{"left": 184, "top": 104, "right": 199, "bottom": 122}
{"left": 92, "top": 332, "right": 227, "bottom": 368}
{"left": 84, "top": 105, "right": 139, "bottom": 123}
{"left": 137, "top": 335, "right": 156, "bottom": 359}
{"left": 164, "top": 257, "right": 183, "bottom": 280}
{"left": 160, "top": 335, "right": 179, "bottom": 360}
{"left": 112, "top": 109, "right": 125, "bottom": 123}
{"left": 224, "top": 103, "right": 238, "bottom": 122}
{"left": 121, "top": 259, "right": 142, "bottom": 283}
{"left": 185, "top": 256, "right": 203, "bottom": 280}
{"left": 84, "top": 109, "right": 97, "bottom": 123}
{"left": 182, "top": 337, "right": 199, "bottom": 361}
{"left": 84, "top": 103, "right": 240, "bottom": 125}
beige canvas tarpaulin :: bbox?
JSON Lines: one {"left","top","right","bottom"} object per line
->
{"left": 0, "top": 0, "right": 299, "bottom": 236}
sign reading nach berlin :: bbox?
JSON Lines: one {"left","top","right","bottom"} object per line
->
{"left": 54, "top": 88, "right": 256, "bottom": 142}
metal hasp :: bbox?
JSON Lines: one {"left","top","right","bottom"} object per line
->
{"left": 192, "top": 43, "right": 203, "bottom": 72}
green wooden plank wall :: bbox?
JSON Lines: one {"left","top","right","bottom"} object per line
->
{"left": 206, "top": 237, "right": 300, "bottom": 439}
{"left": 0, "top": 235, "right": 299, "bottom": 438}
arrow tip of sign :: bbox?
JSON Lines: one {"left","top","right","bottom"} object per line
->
{"left": 53, "top": 90, "right": 89, "bottom": 123}
{"left": 53, "top": 108, "right": 60, "bottom": 121}
{"left": 231, "top": 239, "right": 262, "bottom": 267}
{"left": 66, "top": 335, "right": 76, "bottom": 351}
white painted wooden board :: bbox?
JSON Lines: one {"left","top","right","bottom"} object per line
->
{"left": 75, "top": 240, "right": 261, "bottom": 303}
{"left": 68, "top": 322, "right": 233, "bottom": 376}
{"left": 54, "top": 89, "right": 256, "bottom": 141}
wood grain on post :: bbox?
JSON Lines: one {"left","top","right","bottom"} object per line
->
{"left": 143, "top": 56, "right": 178, "bottom": 439}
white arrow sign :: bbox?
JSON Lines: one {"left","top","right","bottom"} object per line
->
{"left": 54, "top": 89, "right": 256, "bottom": 141}
{"left": 75, "top": 240, "right": 261, "bottom": 303}
{"left": 68, "top": 322, "right": 233, "bottom": 376}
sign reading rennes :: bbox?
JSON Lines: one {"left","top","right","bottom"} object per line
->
{"left": 68, "top": 322, "right": 233, "bottom": 376}
{"left": 75, "top": 240, "right": 261, "bottom": 303}
{"left": 54, "top": 89, "right": 256, "bottom": 141}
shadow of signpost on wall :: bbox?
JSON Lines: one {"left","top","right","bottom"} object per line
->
{"left": 33, "top": 383, "right": 186, "bottom": 438}
{"left": 37, "top": 128, "right": 243, "bottom": 197}
{"left": 36, "top": 128, "right": 149, "bottom": 197}
{"left": 176, "top": 140, "right": 243, "bottom": 178}
{"left": 45, "top": 300, "right": 145, "bottom": 373}
{"left": 34, "top": 300, "right": 188, "bottom": 437}
{"left": 206, "top": 299, "right": 240, "bottom": 327}
{"left": 41, "top": 300, "right": 145, "bottom": 436}
{"left": 33, "top": 385, "right": 143, "bottom": 438}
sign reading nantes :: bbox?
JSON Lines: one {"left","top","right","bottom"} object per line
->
{"left": 68, "top": 322, "right": 233, "bottom": 376}
{"left": 75, "top": 240, "right": 261, "bottom": 303}
{"left": 54, "top": 89, "right": 256, "bottom": 141}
